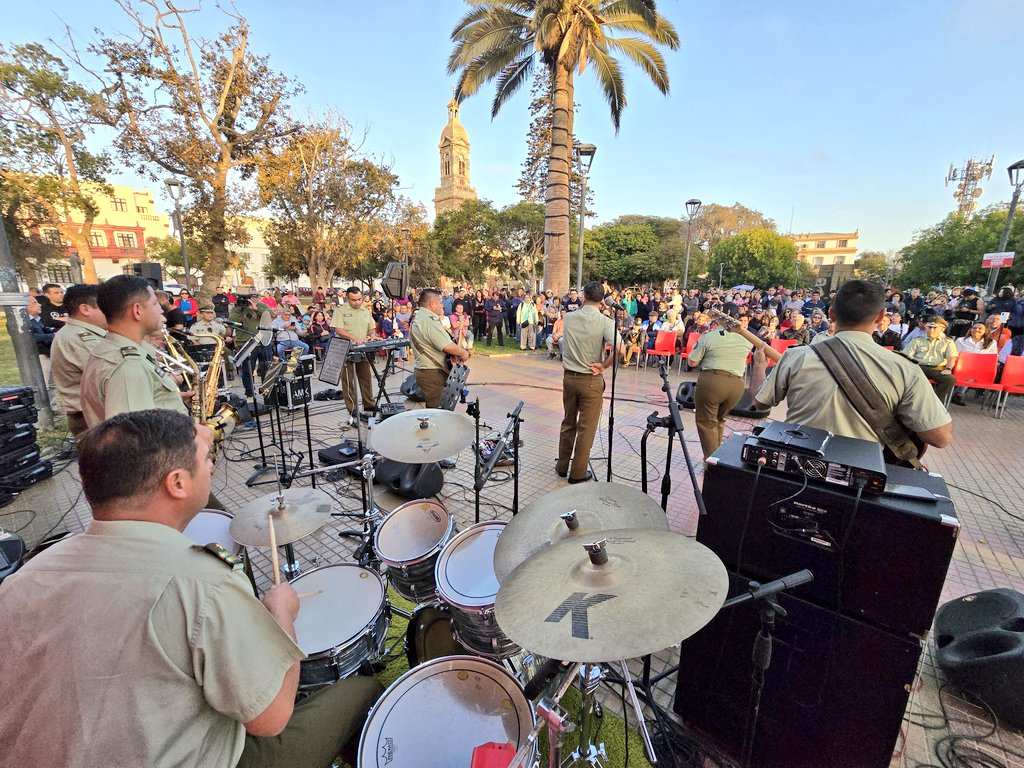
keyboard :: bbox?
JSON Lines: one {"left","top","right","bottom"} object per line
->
{"left": 351, "top": 338, "right": 411, "bottom": 353}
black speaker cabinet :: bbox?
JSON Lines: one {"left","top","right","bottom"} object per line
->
{"left": 701, "top": 435, "right": 959, "bottom": 638}
{"left": 675, "top": 574, "right": 922, "bottom": 768}
{"left": 131, "top": 261, "right": 163, "bottom": 290}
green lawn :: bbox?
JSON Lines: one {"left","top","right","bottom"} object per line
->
{"left": 0, "top": 324, "right": 20, "bottom": 387}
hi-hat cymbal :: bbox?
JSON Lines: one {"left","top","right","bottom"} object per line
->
{"left": 493, "top": 484, "right": 669, "bottom": 582}
{"left": 495, "top": 529, "right": 728, "bottom": 663}
{"left": 369, "top": 408, "right": 474, "bottom": 463}
{"left": 229, "top": 488, "right": 333, "bottom": 547}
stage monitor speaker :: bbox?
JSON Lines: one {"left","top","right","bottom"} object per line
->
{"left": 381, "top": 261, "right": 408, "bottom": 301}
{"left": 728, "top": 389, "right": 771, "bottom": 419}
{"left": 934, "top": 589, "right": 1024, "bottom": 727}
{"left": 700, "top": 434, "right": 958, "bottom": 638}
{"left": 377, "top": 458, "right": 443, "bottom": 499}
{"left": 674, "top": 573, "right": 921, "bottom": 768}
{"left": 131, "top": 262, "right": 163, "bottom": 290}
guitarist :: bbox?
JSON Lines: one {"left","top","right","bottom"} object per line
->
{"left": 410, "top": 288, "right": 470, "bottom": 408}
{"left": 749, "top": 280, "right": 953, "bottom": 462}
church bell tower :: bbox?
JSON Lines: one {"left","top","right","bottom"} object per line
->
{"left": 433, "top": 97, "right": 478, "bottom": 217}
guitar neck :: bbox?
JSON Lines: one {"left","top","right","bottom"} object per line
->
{"left": 706, "top": 309, "right": 784, "bottom": 363}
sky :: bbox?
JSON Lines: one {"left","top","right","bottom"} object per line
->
{"left": 6, "top": 0, "right": 1024, "bottom": 254}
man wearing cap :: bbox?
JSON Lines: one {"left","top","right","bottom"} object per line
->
{"left": 50, "top": 284, "right": 108, "bottom": 437}
{"left": 230, "top": 293, "right": 274, "bottom": 398}
{"left": 191, "top": 307, "right": 228, "bottom": 346}
{"left": 902, "top": 317, "right": 958, "bottom": 402}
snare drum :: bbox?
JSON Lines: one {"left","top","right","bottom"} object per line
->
{"left": 290, "top": 564, "right": 390, "bottom": 689}
{"left": 374, "top": 500, "right": 455, "bottom": 603}
{"left": 435, "top": 521, "right": 520, "bottom": 660}
{"left": 357, "top": 656, "right": 536, "bottom": 768}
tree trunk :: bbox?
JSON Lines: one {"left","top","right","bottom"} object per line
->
{"left": 198, "top": 172, "right": 229, "bottom": 307}
{"left": 543, "top": 63, "right": 573, "bottom": 296}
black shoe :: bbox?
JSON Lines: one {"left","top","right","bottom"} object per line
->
{"left": 951, "top": 394, "right": 966, "bottom": 406}
{"left": 567, "top": 471, "right": 594, "bottom": 484}
{"left": 556, "top": 466, "right": 568, "bottom": 478}
{"left": 440, "top": 458, "right": 456, "bottom": 469}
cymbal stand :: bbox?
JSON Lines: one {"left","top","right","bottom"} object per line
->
{"left": 473, "top": 401, "right": 525, "bottom": 522}
{"left": 271, "top": 467, "right": 302, "bottom": 579}
{"left": 337, "top": 451, "right": 383, "bottom": 567}
{"left": 567, "top": 663, "right": 607, "bottom": 767}
{"left": 467, "top": 398, "right": 481, "bottom": 525}
{"left": 505, "top": 661, "right": 583, "bottom": 768}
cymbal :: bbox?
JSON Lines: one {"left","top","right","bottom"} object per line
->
{"left": 229, "top": 488, "right": 334, "bottom": 547}
{"left": 493, "top": 484, "right": 669, "bottom": 582}
{"left": 495, "top": 529, "right": 728, "bottom": 663}
{"left": 369, "top": 408, "right": 474, "bottom": 463}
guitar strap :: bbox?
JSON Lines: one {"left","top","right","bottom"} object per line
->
{"left": 811, "top": 338, "right": 923, "bottom": 469}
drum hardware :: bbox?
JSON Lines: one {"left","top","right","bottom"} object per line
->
{"left": 505, "top": 660, "right": 584, "bottom": 768}
{"left": 472, "top": 400, "right": 524, "bottom": 523}
{"left": 230, "top": 318, "right": 281, "bottom": 485}
{"left": 245, "top": 351, "right": 313, "bottom": 491}
{"left": 637, "top": 363, "right": 708, "bottom": 515}
{"left": 491, "top": 483, "right": 669, "bottom": 583}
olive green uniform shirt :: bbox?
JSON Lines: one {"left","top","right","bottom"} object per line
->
{"left": 229, "top": 301, "right": 272, "bottom": 336}
{"left": 0, "top": 519, "right": 305, "bottom": 768}
{"left": 688, "top": 330, "right": 753, "bottom": 378}
{"left": 81, "top": 331, "right": 188, "bottom": 427}
{"left": 410, "top": 309, "right": 452, "bottom": 371}
{"left": 331, "top": 304, "right": 374, "bottom": 340}
{"left": 191, "top": 318, "right": 227, "bottom": 344}
{"left": 903, "top": 335, "right": 958, "bottom": 368}
{"left": 755, "top": 330, "right": 951, "bottom": 441}
{"left": 561, "top": 305, "right": 617, "bottom": 375}
{"left": 49, "top": 318, "right": 106, "bottom": 414}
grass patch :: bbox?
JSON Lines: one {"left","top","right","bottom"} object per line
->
{"left": 0, "top": 324, "right": 21, "bottom": 387}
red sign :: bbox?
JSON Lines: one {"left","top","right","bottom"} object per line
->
{"left": 982, "top": 251, "right": 1015, "bottom": 268}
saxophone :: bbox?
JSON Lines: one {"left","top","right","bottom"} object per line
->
{"left": 162, "top": 330, "right": 238, "bottom": 461}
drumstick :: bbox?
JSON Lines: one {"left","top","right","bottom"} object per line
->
{"left": 297, "top": 589, "right": 323, "bottom": 599}
{"left": 268, "top": 513, "right": 281, "bottom": 585}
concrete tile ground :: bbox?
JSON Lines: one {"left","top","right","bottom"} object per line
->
{"left": 5, "top": 347, "right": 1023, "bottom": 768}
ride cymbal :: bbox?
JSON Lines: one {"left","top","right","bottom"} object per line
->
{"left": 369, "top": 408, "right": 474, "bottom": 463}
{"left": 495, "top": 529, "right": 728, "bottom": 663}
{"left": 229, "top": 488, "right": 333, "bottom": 547}
{"left": 492, "top": 484, "right": 669, "bottom": 582}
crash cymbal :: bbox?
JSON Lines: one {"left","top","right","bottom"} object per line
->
{"left": 229, "top": 488, "right": 333, "bottom": 547}
{"left": 495, "top": 529, "right": 727, "bottom": 663}
{"left": 369, "top": 408, "right": 475, "bottom": 463}
{"left": 493, "top": 484, "right": 669, "bottom": 582}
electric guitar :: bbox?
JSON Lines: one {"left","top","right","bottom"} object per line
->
{"left": 705, "top": 308, "right": 784, "bottom": 363}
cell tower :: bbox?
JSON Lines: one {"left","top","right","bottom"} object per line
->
{"left": 944, "top": 156, "right": 994, "bottom": 216}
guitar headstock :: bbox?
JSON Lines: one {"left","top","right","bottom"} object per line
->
{"left": 707, "top": 307, "right": 739, "bottom": 329}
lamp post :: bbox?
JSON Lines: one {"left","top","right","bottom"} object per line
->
{"left": 164, "top": 178, "right": 189, "bottom": 290}
{"left": 986, "top": 159, "right": 1024, "bottom": 298}
{"left": 718, "top": 262, "right": 725, "bottom": 290}
{"left": 682, "top": 198, "right": 701, "bottom": 291}
{"left": 574, "top": 143, "right": 597, "bottom": 291}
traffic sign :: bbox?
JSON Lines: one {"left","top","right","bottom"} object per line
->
{"left": 982, "top": 251, "right": 1015, "bottom": 269}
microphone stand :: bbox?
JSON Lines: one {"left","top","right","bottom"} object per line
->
{"left": 230, "top": 326, "right": 274, "bottom": 483}
{"left": 606, "top": 315, "right": 623, "bottom": 482}
{"left": 473, "top": 401, "right": 524, "bottom": 520}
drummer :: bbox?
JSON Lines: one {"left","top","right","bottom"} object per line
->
{"left": 0, "top": 409, "right": 382, "bottom": 768}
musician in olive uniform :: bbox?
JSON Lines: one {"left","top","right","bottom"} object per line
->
{"left": 752, "top": 280, "right": 953, "bottom": 451}
{"left": 331, "top": 286, "right": 377, "bottom": 421}
{"left": 557, "top": 282, "right": 616, "bottom": 484}
{"left": 230, "top": 293, "right": 274, "bottom": 398}
{"left": 191, "top": 306, "right": 228, "bottom": 345}
{"left": 49, "top": 284, "right": 107, "bottom": 436}
{"left": 410, "top": 288, "right": 470, "bottom": 408}
{"left": 687, "top": 303, "right": 753, "bottom": 458}
{"left": 0, "top": 410, "right": 382, "bottom": 768}
{"left": 81, "top": 275, "right": 192, "bottom": 427}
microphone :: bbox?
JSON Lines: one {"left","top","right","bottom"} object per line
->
{"left": 224, "top": 320, "right": 273, "bottom": 331}
{"left": 604, "top": 297, "right": 626, "bottom": 311}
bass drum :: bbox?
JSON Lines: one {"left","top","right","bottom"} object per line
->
{"left": 405, "top": 602, "right": 463, "bottom": 669}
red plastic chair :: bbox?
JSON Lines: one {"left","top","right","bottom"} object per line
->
{"left": 677, "top": 332, "right": 702, "bottom": 372}
{"left": 645, "top": 330, "right": 677, "bottom": 369}
{"left": 767, "top": 338, "right": 799, "bottom": 367}
{"left": 948, "top": 351, "right": 1000, "bottom": 408}
{"left": 996, "top": 355, "right": 1024, "bottom": 418}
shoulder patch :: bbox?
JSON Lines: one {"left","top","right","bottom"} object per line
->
{"left": 119, "top": 346, "right": 141, "bottom": 359}
{"left": 193, "top": 542, "right": 244, "bottom": 570}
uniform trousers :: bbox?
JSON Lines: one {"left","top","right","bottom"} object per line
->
{"left": 237, "top": 675, "right": 383, "bottom": 768}
{"left": 694, "top": 369, "right": 745, "bottom": 459}
{"left": 557, "top": 371, "right": 605, "bottom": 481}
{"left": 342, "top": 360, "right": 376, "bottom": 415}
{"left": 415, "top": 368, "right": 448, "bottom": 409}
{"left": 915, "top": 363, "right": 957, "bottom": 403}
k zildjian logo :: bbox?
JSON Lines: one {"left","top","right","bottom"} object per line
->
{"left": 544, "top": 592, "right": 615, "bottom": 639}
{"left": 380, "top": 736, "right": 394, "bottom": 765}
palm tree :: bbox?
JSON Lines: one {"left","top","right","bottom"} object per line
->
{"left": 448, "top": 0, "right": 679, "bottom": 296}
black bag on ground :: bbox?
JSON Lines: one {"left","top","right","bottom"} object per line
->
{"left": 401, "top": 374, "right": 424, "bottom": 402}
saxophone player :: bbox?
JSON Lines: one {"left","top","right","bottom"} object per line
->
{"left": 191, "top": 306, "right": 228, "bottom": 347}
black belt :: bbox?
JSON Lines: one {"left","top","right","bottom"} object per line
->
{"left": 564, "top": 369, "right": 594, "bottom": 377}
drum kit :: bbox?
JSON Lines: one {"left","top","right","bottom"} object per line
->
{"left": 189, "top": 406, "right": 738, "bottom": 767}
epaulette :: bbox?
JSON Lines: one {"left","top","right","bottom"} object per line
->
{"left": 193, "top": 542, "right": 244, "bottom": 570}
{"left": 119, "top": 346, "right": 141, "bottom": 359}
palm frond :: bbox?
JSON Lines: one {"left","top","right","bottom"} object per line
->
{"left": 601, "top": 10, "right": 680, "bottom": 48}
{"left": 449, "top": 6, "right": 532, "bottom": 72}
{"left": 599, "top": 0, "right": 658, "bottom": 29}
{"left": 490, "top": 55, "right": 535, "bottom": 117}
{"left": 455, "top": 40, "right": 533, "bottom": 101}
{"left": 605, "top": 36, "right": 669, "bottom": 93}
{"left": 587, "top": 44, "right": 626, "bottom": 132}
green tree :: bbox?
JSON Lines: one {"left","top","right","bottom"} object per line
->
{"left": 0, "top": 43, "right": 112, "bottom": 283}
{"left": 691, "top": 202, "right": 776, "bottom": 257}
{"left": 94, "top": 0, "right": 299, "bottom": 304}
{"left": 712, "top": 228, "right": 798, "bottom": 288}
{"left": 854, "top": 250, "right": 902, "bottom": 284}
{"left": 0, "top": 182, "right": 63, "bottom": 285}
{"left": 257, "top": 115, "right": 398, "bottom": 288}
{"left": 584, "top": 221, "right": 661, "bottom": 286}
{"left": 428, "top": 200, "right": 497, "bottom": 284}
{"left": 448, "top": 0, "right": 679, "bottom": 295}
{"left": 899, "top": 206, "right": 1024, "bottom": 289}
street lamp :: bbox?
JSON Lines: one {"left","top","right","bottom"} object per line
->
{"left": 574, "top": 143, "right": 597, "bottom": 291}
{"left": 401, "top": 226, "right": 411, "bottom": 289}
{"left": 986, "top": 159, "right": 1024, "bottom": 298}
{"left": 718, "top": 262, "right": 725, "bottom": 290}
{"left": 164, "top": 178, "right": 189, "bottom": 290}
{"left": 682, "top": 198, "right": 701, "bottom": 291}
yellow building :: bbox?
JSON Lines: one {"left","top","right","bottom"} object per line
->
{"left": 788, "top": 231, "right": 859, "bottom": 269}
{"left": 433, "top": 98, "right": 477, "bottom": 217}
{"left": 32, "top": 183, "right": 170, "bottom": 283}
